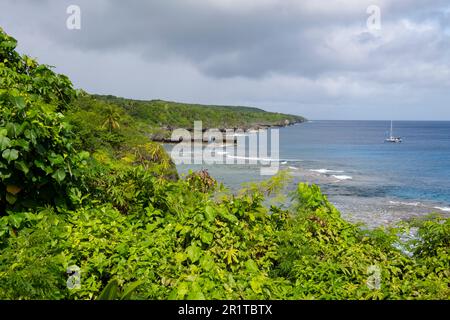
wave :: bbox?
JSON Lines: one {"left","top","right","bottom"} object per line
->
{"left": 226, "top": 155, "right": 302, "bottom": 162}
{"left": 310, "top": 169, "right": 345, "bottom": 174}
{"left": 288, "top": 166, "right": 298, "bottom": 170}
{"left": 226, "top": 155, "right": 280, "bottom": 162}
{"left": 214, "top": 143, "right": 235, "bottom": 147}
{"left": 388, "top": 202, "right": 450, "bottom": 212}
{"left": 332, "top": 175, "right": 353, "bottom": 181}
{"left": 226, "top": 133, "right": 247, "bottom": 137}
{"left": 434, "top": 206, "right": 450, "bottom": 212}
{"left": 389, "top": 201, "right": 421, "bottom": 207}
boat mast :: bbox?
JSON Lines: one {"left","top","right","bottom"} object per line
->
{"left": 390, "top": 120, "right": 393, "bottom": 138}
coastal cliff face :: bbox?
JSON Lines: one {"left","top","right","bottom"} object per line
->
{"left": 149, "top": 121, "right": 303, "bottom": 143}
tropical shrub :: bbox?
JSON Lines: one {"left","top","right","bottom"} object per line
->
{"left": 0, "top": 28, "right": 87, "bottom": 212}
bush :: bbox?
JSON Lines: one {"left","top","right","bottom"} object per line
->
{"left": 0, "top": 28, "right": 87, "bottom": 213}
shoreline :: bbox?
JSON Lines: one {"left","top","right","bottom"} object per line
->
{"left": 150, "top": 119, "right": 306, "bottom": 143}
{"left": 287, "top": 164, "right": 450, "bottom": 228}
{"left": 166, "top": 161, "right": 450, "bottom": 229}
{"left": 330, "top": 194, "right": 450, "bottom": 229}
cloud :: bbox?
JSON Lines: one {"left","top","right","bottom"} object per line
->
{"left": 0, "top": 0, "right": 449, "bottom": 119}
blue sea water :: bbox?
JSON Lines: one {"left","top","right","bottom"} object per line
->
{"left": 279, "top": 121, "right": 450, "bottom": 204}
{"left": 165, "top": 121, "right": 450, "bottom": 227}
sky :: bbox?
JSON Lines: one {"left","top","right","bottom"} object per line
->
{"left": 1, "top": 0, "right": 449, "bottom": 120}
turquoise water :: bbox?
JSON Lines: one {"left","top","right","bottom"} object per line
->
{"left": 165, "top": 121, "right": 450, "bottom": 227}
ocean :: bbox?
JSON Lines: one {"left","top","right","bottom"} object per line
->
{"left": 164, "top": 121, "right": 450, "bottom": 228}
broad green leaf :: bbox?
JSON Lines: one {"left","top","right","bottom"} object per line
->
{"left": 174, "top": 252, "right": 187, "bottom": 263}
{"left": 11, "top": 96, "right": 25, "bottom": 110}
{"left": 5, "top": 123, "right": 17, "bottom": 138}
{"left": 204, "top": 206, "right": 216, "bottom": 222}
{"left": 250, "top": 278, "right": 262, "bottom": 294}
{"left": 52, "top": 168, "right": 66, "bottom": 182}
{"left": 48, "top": 154, "right": 64, "bottom": 165}
{"left": 0, "top": 171, "right": 12, "bottom": 179}
{"left": 186, "top": 245, "right": 202, "bottom": 263}
{"left": 2, "top": 149, "right": 19, "bottom": 162}
{"left": 12, "top": 139, "right": 30, "bottom": 151}
{"left": 34, "top": 159, "right": 46, "bottom": 170}
{"left": 15, "top": 161, "right": 29, "bottom": 175}
{"left": 24, "top": 129, "right": 37, "bottom": 145}
{"left": 5, "top": 193, "right": 17, "bottom": 205}
{"left": 199, "top": 255, "right": 215, "bottom": 271}
{"left": 200, "top": 231, "right": 213, "bottom": 245}
{"left": 97, "top": 279, "right": 120, "bottom": 300}
{"left": 120, "top": 280, "right": 143, "bottom": 300}
{"left": 8, "top": 214, "right": 24, "bottom": 228}
{"left": 186, "top": 283, "right": 205, "bottom": 300}
{"left": 0, "top": 135, "right": 11, "bottom": 151}
{"left": 175, "top": 282, "right": 189, "bottom": 299}
{"left": 78, "top": 151, "right": 90, "bottom": 160}
{"left": 245, "top": 259, "right": 259, "bottom": 273}
{"left": 224, "top": 213, "right": 238, "bottom": 224}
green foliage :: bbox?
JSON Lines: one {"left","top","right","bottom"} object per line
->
{"left": 91, "top": 94, "right": 306, "bottom": 134}
{"left": 0, "top": 29, "right": 75, "bottom": 108}
{"left": 65, "top": 95, "right": 178, "bottom": 181}
{"left": 97, "top": 279, "right": 143, "bottom": 300}
{"left": 0, "top": 210, "right": 68, "bottom": 299}
{"left": 0, "top": 28, "right": 86, "bottom": 212}
{"left": 0, "top": 27, "right": 448, "bottom": 301}
{"left": 1, "top": 180, "right": 448, "bottom": 300}
{"left": 414, "top": 218, "right": 450, "bottom": 258}
{"left": 101, "top": 106, "right": 121, "bottom": 133}
{"left": 186, "top": 169, "right": 218, "bottom": 193}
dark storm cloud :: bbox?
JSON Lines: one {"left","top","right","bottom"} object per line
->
{"left": 4, "top": 0, "right": 450, "bottom": 79}
{"left": 1, "top": 0, "right": 449, "bottom": 119}
{"left": 40, "top": 0, "right": 450, "bottom": 79}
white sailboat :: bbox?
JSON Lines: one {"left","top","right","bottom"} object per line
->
{"left": 385, "top": 120, "right": 402, "bottom": 143}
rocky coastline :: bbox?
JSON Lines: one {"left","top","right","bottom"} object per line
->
{"left": 150, "top": 119, "right": 305, "bottom": 143}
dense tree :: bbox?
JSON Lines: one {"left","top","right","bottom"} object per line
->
{"left": 102, "top": 106, "right": 121, "bottom": 133}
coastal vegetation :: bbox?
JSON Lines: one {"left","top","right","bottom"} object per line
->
{"left": 91, "top": 94, "right": 305, "bottom": 131}
{"left": 0, "top": 28, "right": 449, "bottom": 300}
{"left": 70, "top": 94, "right": 305, "bottom": 143}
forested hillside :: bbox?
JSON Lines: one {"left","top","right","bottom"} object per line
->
{"left": 92, "top": 94, "right": 305, "bottom": 130}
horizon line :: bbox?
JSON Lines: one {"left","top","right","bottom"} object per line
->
{"left": 307, "top": 119, "right": 450, "bottom": 122}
